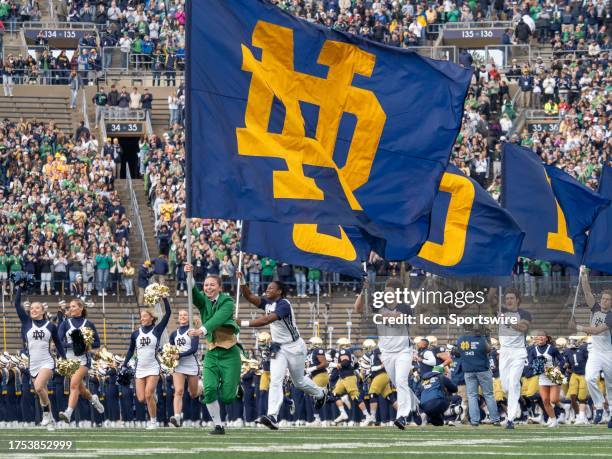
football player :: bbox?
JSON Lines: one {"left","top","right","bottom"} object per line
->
{"left": 305, "top": 336, "right": 329, "bottom": 425}
{"left": 360, "top": 339, "right": 396, "bottom": 426}
{"left": 256, "top": 331, "right": 272, "bottom": 419}
{"left": 564, "top": 335, "right": 589, "bottom": 424}
{"left": 332, "top": 337, "right": 374, "bottom": 425}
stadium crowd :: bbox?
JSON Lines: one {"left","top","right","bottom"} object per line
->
{"left": 0, "top": 118, "right": 134, "bottom": 298}
{"left": 125, "top": 0, "right": 610, "bottom": 298}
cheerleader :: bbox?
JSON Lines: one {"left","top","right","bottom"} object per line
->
{"left": 57, "top": 299, "right": 105, "bottom": 423}
{"left": 14, "top": 287, "right": 65, "bottom": 426}
{"left": 122, "top": 298, "right": 171, "bottom": 429}
{"left": 528, "top": 333, "right": 565, "bottom": 428}
{"left": 168, "top": 309, "right": 200, "bottom": 427}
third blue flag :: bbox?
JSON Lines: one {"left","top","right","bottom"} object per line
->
{"left": 502, "top": 143, "right": 609, "bottom": 268}
{"left": 583, "top": 165, "right": 612, "bottom": 274}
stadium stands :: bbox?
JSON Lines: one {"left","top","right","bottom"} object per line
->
{"left": 0, "top": 0, "right": 608, "bottom": 354}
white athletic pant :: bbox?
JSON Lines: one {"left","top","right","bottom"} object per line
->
{"left": 585, "top": 351, "right": 612, "bottom": 410}
{"left": 268, "top": 338, "right": 324, "bottom": 417}
{"left": 380, "top": 349, "right": 413, "bottom": 417}
{"left": 499, "top": 347, "right": 527, "bottom": 422}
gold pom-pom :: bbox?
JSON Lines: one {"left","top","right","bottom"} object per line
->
{"left": 160, "top": 343, "right": 180, "bottom": 371}
{"left": 57, "top": 358, "right": 81, "bottom": 376}
{"left": 144, "top": 283, "right": 170, "bottom": 306}
{"left": 544, "top": 365, "right": 564, "bottom": 385}
{"left": 82, "top": 327, "right": 95, "bottom": 348}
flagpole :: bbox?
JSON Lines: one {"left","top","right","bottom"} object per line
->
{"left": 102, "top": 291, "right": 107, "bottom": 347}
{"left": 186, "top": 218, "right": 193, "bottom": 327}
{"left": 570, "top": 267, "right": 583, "bottom": 320}
{"left": 234, "top": 220, "right": 244, "bottom": 320}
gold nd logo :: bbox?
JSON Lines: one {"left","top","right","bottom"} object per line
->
{"left": 460, "top": 340, "right": 471, "bottom": 351}
{"left": 236, "top": 21, "right": 386, "bottom": 261}
{"left": 236, "top": 20, "right": 386, "bottom": 209}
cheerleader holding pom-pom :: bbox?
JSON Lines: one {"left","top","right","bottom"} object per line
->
{"left": 122, "top": 297, "right": 171, "bottom": 429}
{"left": 13, "top": 283, "right": 66, "bottom": 427}
{"left": 57, "top": 299, "right": 105, "bottom": 423}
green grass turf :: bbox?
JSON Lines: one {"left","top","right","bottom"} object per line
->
{"left": 0, "top": 426, "right": 611, "bottom": 458}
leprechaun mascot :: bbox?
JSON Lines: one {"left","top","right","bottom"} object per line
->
{"left": 186, "top": 265, "right": 241, "bottom": 435}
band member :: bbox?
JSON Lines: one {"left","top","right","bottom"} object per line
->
{"left": 122, "top": 298, "right": 171, "bottom": 429}
{"left": 169, "top": 309, "right": 201, "bottom": 427}
{"left": 58, "top": 299, "right": 105, "bottom": 423}
{"left": 14, "top": 286, "right": 65, "bottom": 427}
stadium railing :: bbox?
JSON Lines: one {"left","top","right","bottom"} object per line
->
{"left": 102, "top": 107, "right": 146, "bottom": 121}
{"left": 81, "top": 88, "right": 91, "bottom": 130}
{"left": 408, "top": 45, "right": 458, "bottom": 63}
{"left": 483, "top": 44, "right": 531, "bottom": 68}
{"left": 443, "top": 21, "right": 514, "bottom": 30}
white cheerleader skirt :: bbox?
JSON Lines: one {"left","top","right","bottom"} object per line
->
{"left": 135, "top": 361, "right": 161, "bottom": 379}
{"left": 175, "top": 355, "right": 199, "bottom": 376}
{"left": 539, "top": 374, "right": 556, "bottom": 386}
{"left": 29, "top": 355, "right": 55, "bottom": 379}
{"left": 66, "top": 349, "right": 91, "bottom": 368}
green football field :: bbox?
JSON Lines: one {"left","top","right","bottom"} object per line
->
{"left": 1, "top": 426, "right": 611, "bottom": 458}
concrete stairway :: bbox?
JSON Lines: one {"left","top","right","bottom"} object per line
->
{"left": 0, "top": 86, "right": 75, "bottom": 131}
{"left": 130, "top": 178, "right": 159, "bottom": 259}
{"left": 115, "top": 179, "right": 146, "bottom": 267}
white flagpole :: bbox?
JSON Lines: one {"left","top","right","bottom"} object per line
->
{"left": 571, "top": 267, "right": 583, "bottom": 320}
{"left": 234, "top": 220, "right": 244, "bottom": 320}
{"left": 186, "top": 218, "right": 193, "bottom": 327}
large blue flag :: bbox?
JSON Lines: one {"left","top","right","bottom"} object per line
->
{"left": 242, "top": 222, "right": 368, "bottom": 278}
{"left": 186, "top": 0, "right": 471, "bottom": 258}
{"left": 584, "top": 165, "right": 612, "bottom": 274}
{"left": 501, "top": 143, "right": 609, "bottom": 268}
{"left": 407, "top": 164, "right": 524, "bottom": 278}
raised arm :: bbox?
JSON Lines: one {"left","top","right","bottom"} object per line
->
{"left": 353, "top": 279, "right": 368, "bottom": 314}
{"left": 154, "top": 298, "right": 172, "bottom": 336}
{"left": 580, "top": 266, "right": 595, "bottom": 308}
{"left": 14, "top": 288, "right": 28, "bottom": 323}
{"left": 237, "top": 272, "right": 262, "bottom": 307}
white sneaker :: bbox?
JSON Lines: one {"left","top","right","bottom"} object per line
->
{"left": 41, "top": 411, "right": 53, "bottom": 426}
{"left": 528, "top": 414, "right": 543, "bottom": 424}
{"left": 91, "top": 394, "right": 105, "bottom": 414}
{"left": 558, "top": 412, "right": 566, "bottom": 424}
{"left": 547, "top": 418, "right": 559, "bottom": 428}
{"left": 575, "top": 414, "right": 588, "bottom": 425}
{"left": 360, "top": 415, "right": 375, "bottom": 426}
{"left": 146, "top": 421, "right": 158, "bottom": 430}
{"left": 333, "top": 412, "right": 349, "bottom": 425}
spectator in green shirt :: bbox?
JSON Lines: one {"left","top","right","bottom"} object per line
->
{"left": 261, "top": 257, "right": 276, "bottom": 284}
{"left": 95, "top": 250, "right": 113, "bottom": 294}
{"left": 308, "top": 268, "right": 321, "bottom": 296}
{"left": 0, "top": 247, "right": 9, "bottom": 295}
